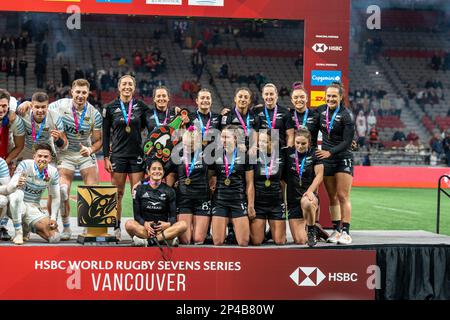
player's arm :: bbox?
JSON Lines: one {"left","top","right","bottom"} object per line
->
{"left": 48, "top": 183, "right": 61, "bottom": 221}
{"left": 245, "top": 169, "right": 255, "bottom": 219}
{"left": 132, "top": 187, "right": 146, "bottom": 226}
{"left": 305, "top": 164, "right": 324, "bottom": 197}
{"left": 6, "top": 114, "right": 25, "bottom": 165}
{"left": 90, "top": 129, "right": 102, "bottom": 154}
{"left": 328, "top": 112, "right": 355, "bottom": 155}
{"left": 102, "top": 106, "right": 113, "bottom": 172}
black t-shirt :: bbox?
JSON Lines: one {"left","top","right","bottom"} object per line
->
{"left": 147, "top": 107, "right": 177, "bottom": 134}
{"left": 283, "top": 147, "right": 322, "bottom": 208}
{"left": 253, "top": 152, "right": 284, "bottom": 206}
{"left": 316, "top": 104, "right": 355, "bottom": 159}
{"left": 132, "top": 182, "right": 177, "bottom": 225}
{"left": 209, "top": 151, "right": 252, "bottom": 202}
{"left": 102, "top": 99, "right": 151, "bottom": 158}
{"left": 168, "top": 150, "right": 209, "bottom": 201}
{"left": 289, "top": 108, "right": 320, "bottom": 148}
{"left": 254, "top": 104, "right": 294, "bottom": 148}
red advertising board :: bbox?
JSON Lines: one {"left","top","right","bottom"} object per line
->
{"left": 0, "top": 247, "right": 375, "bottom": 300}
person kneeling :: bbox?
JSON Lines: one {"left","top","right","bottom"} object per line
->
{"left": 8, "top": 143, "right": 62, "bottom": 245}
{"left": 125, "top": 159, "right": 187, "bottom": 247}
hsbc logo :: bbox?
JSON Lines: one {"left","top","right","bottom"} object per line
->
{"left": 290, "top": 267, "right": 359, "bottom": 287}
{"left": 312, "top": 43, "right": 343, "bottom": 53}
{"left": 290, "top": 267, "right": 326, "bottom": 286}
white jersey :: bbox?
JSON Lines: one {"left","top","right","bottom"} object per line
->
{"left": 20, "top": 109, "right": 64, "bottom": 155}
{"left": 0, "top": 157, "right": 9, "bottom": 185}
{"left": 49, "top": 98, "right": 102, "bottom": 153}
{"left": 13, "top": 159, "right": 59, "bottom": 205}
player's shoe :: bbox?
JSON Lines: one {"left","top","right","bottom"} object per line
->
{"left": 307, "top": 228, "right": 317, "bottom": 247}
{"left": 48, "top": 233, "right": 61, "bottom": 243}
{"left": 132, "top": 236, "right": 148, "bottom": 247}
{"left": 13, "top": 231, "right": 24, "bottom": 245}
{"left": 327, "top": 230, "right": 341, "bottom": 243}
{"left": 337, "top": 231, "right": 352, "bottom": 245}
{"left": 314, "top": 223, "right": 329, "bottom": 242}
{"left": 114, "top": 228, "right": 122, "bottom": 241}
{"left": 0, "top": 226, "right": 11, "bottom": 241}
{"left": 60, "top": 227, "right": 72, "bottom": 241}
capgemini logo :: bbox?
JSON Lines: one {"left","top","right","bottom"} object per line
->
{"left": 290, "top": 267, "right": 326, "bottom": 287}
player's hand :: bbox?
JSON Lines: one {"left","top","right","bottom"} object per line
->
{"left": 351, "top": 140, "right": 358, "bottom": 151}
{"left": 104, "top": 158, "right": 113, "bottom": 173}
{"left": 79, "top": 143, "right": 92, "bottom": 157}
{"left": 174, "top": 106, "right": 181, "bottom": 115}
{"left": 144, "top": 221, "right": 156, "bottom": 237}
{"left": 17, "top": 101, "right": 32, "bottom": 116}
{"left": 238, "top": 143, "right": 247, "bottom": 153}
{"left": 249, "top": 146, "right": 258, "bottom": 157}
{"left": 50, "top": 130, "right": 61, "bottom": 140}
{"left": 247, "top": 206, "right": 256, "bottom": 220}
{"left": 155, "top": 221, "right": 170, "bottom": 232}
{"left": 48, "top": 220, "right": 58, "bottom": 230}
{"left": 221, "top": 108, "right": 230, "bottom": 116}
{"left": 315, "top": 149, "right": 331, "bottom": 160}
{"left": 17, "top": 174, "right": 27, "bottom": 189}
{"left": 302, "top": 191, "right": 315, "bottom": 202}
{"left": 181, "top": 113, "right": 190, "bottom": 125}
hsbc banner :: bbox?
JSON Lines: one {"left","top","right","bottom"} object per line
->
{"left": 0, "top": 247, "right": 375, "bottom": 300}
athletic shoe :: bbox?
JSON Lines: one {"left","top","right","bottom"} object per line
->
{"left": 60, "top": 227, "right": 72, "bottom": 241}
{"left": 48, "top": 233, "right": 61, "bottom": 243}
{"left": 225, "top": 231, "right": 237, "bottom": 245}
{"left": 13, "top": 231, "right": 23, "bottom": 245}
{"left": 327, "top": 230, "right": 341, "bottom": 243}
{"left": 170, "top": 237, "right": 179, "bottom": 247}
{"left": 203, "top": 233, "right": 213, "bottom": 245}
{"left": 114, "top": 228, "right": 122, "bottom": 241}
{"left": 0, "top": 226, "right": 11, "bottom": 241}
{"left": 314, "top": 223, "right": 329, "bottom": 242}
{"left": 337, "top": 231, "right": 352, "bottom": 245}
{"left": 132, "top": 236, "right": 147, "bottom": 247}
{"left": 263, "top": 229, "right": 273, "bottom": 243}
{"left": 147, "top": 237, "right": 159, "bottom": 247}
{"left": 307, "top": 229, "right": 317, "bottom": 247}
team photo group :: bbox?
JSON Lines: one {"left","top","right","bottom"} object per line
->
{"left": 0, "top": 74, "right": 355, "bottom": 248}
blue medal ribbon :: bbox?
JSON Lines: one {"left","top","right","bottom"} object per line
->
{"left": 196, "top": 111, "right": 211, "bottom": 138}
{"left": 326, "top": 105, "right": 340, "bottom": 135}
{"left": 153, "top": 108, "right": 169, "bottom": 127}
{"left": 224, "top": 148, "right": 237, "bottom": 179}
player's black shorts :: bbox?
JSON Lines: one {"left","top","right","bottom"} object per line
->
{"left": 177, "top": 197, "right": 211, "bottom": 216}
{"left": 287, "top": 205, "right": 304, "bottom": 220}
{"left": 255, "top": 202, "right": 286, "bottom": 220}
{"left": 211, "top": 199, "right": 247, "bottom": 218}
{"left": 111, "top": 155, "right": 145, "bottom": 173}
{"left": 323, "top": 157, "right": 354, "bottom": 177}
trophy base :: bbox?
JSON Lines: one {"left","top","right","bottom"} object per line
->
{"left": 77, "top": 227, "right": 118, "bottom": 245}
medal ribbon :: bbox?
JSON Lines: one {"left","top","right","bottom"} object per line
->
{"left": 326, "top": 105, "right": 340, "bottom": 135}
{"left": 31, "top": 112, "right": 46, "bottom": 142}
{"left": 72, "top": 103, "right": 87, "bottom": 134}
{"left": 154, "top": 108, "right": 169, "bottom": 127}
{"left": 294, "top": 150, "right": 307, "bottom": 180}
{"left": 262, "top": 152, "right": 275, "bottom": 181}
{"left": 294, "top": 108, "right": 309, "bottom": 129}
{"left": 184, "top": 148, "right": 200, "bottom": 179}
{"left": 234, "top": 107, "right": 251, "bottom": 136}
{"left": 119, "top": 99, "right": 133, "bottom": 126}
{"left": 224, "top": 148, "right": 237, "bottom": 179}
{"left": 264, "top": 104, "right": 278, "bottom": 129}
{"left": 196, "top": 111, "right": 211, "bottom": 138}
{"left": 34, "top": 162, "right": 48, "bottom": 180}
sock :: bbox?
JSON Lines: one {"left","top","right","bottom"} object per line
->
{"left": 332, "top": 220, "right": 341, "bottom": 232}
{"left": 342, "top": 223, "right": 350, "bottom": 234}
{"left": 14, "top": 223, "right": 22, "bottom": 234}
{"left": 307, "top": 225, "right": 315, "bottom": 233}
{"left": 62, "top": 215, "right": 70, "bottom": 229}
{"left": 0, "top": 216, "right": 8, "bottom": 227}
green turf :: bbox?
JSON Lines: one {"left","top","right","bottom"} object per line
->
{"left": 68, "top": 182, "right": 450, "bottom": 236}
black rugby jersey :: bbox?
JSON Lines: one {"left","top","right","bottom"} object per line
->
{"left": 316, "top": 104, "right": 355, "bottom": 159}
{"left": 209, "top": 151, "right": 252, "bottom": 202}
{"left": 283, "top": 147, "right": 322, "bottom": 208}
{"left": 147, "top": 106, "right": 177, "bottom": 134}
{"left": 167, "top": 150, "right": 209, "bottom": 201}
{"left": 132, "top": 182, "right": 177, "bottom": 225}
{"left": 102, "top": 99, "right": 151, "bottom": 158}
{"left": 254, "top": 104, "right": 293, "bottom": 148}
{"left": 253, "top": 152, "right": 284, "bottom": 206}
{"left": 289, "top": 108, "right": 320, "bottom": 148}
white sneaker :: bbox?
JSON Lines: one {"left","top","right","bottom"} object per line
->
{"left": 48, "top": 233, "right": 61, "bottom": 243}
{"left": 60, "top": 227, "right": 72, "bottom": 241}
{"left": 327, "top": 230, "right": 341, "bottom": 243}
{"left": 114, "top": 228, "right": 122, "bottom": 241}
{"left": 132, "top": 236, "right": 147, "bottom": 247}
{"left": 13, "top": 231, "right": 24, "bottom": 245}
{"left": 338, "top": 231, "right": 352, "bottom": 245}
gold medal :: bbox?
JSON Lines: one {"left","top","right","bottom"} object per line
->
{"left": 125, "top": 125, "right": 131, "bottom": 133}
{"left": 202, "top": 140, "right": 208, "bottom": 146}
{"left": 299, "top": 178, "right": 302, "bottom": 187}
{"left": 77, "top": 132, "right": 81, "bottom": 138}
{"left": 224, "top": 178, "right": 231, "bottom": 186}
{"left": 185, "top": 178, "right": 191, "bottom": 185}
{"left": 265, "top": 179, "right": 271, "bottom": 187}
